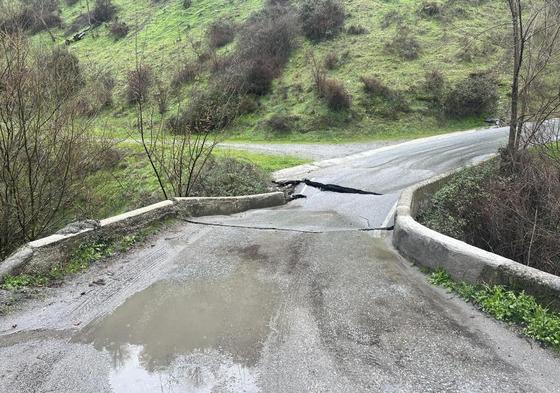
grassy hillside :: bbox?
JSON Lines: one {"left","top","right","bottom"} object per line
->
{"left": 30, "top": 0, "right": 511, "bottom": 142}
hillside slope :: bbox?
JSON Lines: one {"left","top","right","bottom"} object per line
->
{"left": 35, "top": 0, "right": 510, "bottom": 141}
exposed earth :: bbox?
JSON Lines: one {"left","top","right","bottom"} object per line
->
{"left": 1, "top": 126, "right": 560, "bottom": 392}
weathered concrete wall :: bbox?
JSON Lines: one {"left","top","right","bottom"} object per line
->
{"left": 393, "top": 170, "right": 560, "bottom": 310}
{"left": 0, "top": 192, "right": 286, "bottom": 281}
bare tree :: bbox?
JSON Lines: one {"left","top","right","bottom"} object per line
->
{"left": 505, "top": 0, "right": 560, "bottom": 158}
{"left": 132, "top": 61, "right": 239, "bottom": 199}
{"left": 0, "top": 32, "right": 90, "bottom": 258}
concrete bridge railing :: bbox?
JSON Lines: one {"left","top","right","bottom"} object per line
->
{"left": 393, "top": 170, "right": 560, "bottom": 311}
{"left": 0, "top": 192, "right": 286, "bottom": 282}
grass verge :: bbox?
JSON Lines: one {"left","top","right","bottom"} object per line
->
{"left": 429, "top": 269, "right": 560, "bottom": 351}
{"left": 1, "top": 219, "right": 170, "bottom": 291}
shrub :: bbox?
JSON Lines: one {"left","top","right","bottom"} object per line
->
{"left": 168, "top": 87, "right": 238, "bottom": 134}
{"left": 346, "top": 24, "right": 368, "bottom": 35}
{"left": 182, "top": 0, "right": 192, "bottom": 8}
{"left": 419, "top": 154, "right": 560, "bottom": 276}
{"left": 77, "top": 71, "right": 115, "bottom": 116}
{"left": 171, "top": 62, "right": 198, "bottom": 88}
{"left": 91, "top": 0, "right": 116, "bottom": 25}
{"left": 0, "top": 1, "right": 61, "bottom": 34}
{"left": 360, "top": 75, "right": 392, "bottom": 99}
{"left": 380, "top": 10, "right": 402, "bottom": 29}
{"left": 241, "top": 57, "right": 275, "bottom": 96}
{"left": 319, "top": 78, "right": 351, "bottom": 111}
{"left": 237, "top": 95, "right": 259, "bottom": 114}
{"left": 206, "top": 19, "right": 235, "bottom": 48}
{"left": 108, "top": 20, "right": 129, "bottom": 39}
{"left": 423, "top": 69, "right": 446, "bottom": 107}
{"left": 264, "top": 113, "right": 297, "bottom": 134}
{"left": 385, "top": 26, "right": 420, "bottom": 60}
{"left": 299, "top": 0, "right": 345, "bottom": 41}
{"left": 323, "top": 52, "right": 338, "bottom": 69}
{"left": 359, "top": 75, "right": 409, "bottom": 117}
{"left": 126, "top": 64, "right": 153, "bottom": 105}
{"left": 237, "top": 6, "right": 299, "bottom": 71}
{"left": 153, "top": 80, "right": 169, "bottom": 115}
{"left": 444, "top": 73, "right": 497, "bottom": 117}
{"left": 190, "top": 157, "right": 270, "bottom": 197}
{"left": 419, "top": 2, "right": 442, "bottom": 18}
{"left": 229, "top": 5, "right": 299, "bottom": 95}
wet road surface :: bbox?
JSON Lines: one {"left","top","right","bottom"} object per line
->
{"left": 1, "top": 127, "right": 560, "bottom": 392}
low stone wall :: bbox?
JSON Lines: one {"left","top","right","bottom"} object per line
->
{"left": 0, "top": 192, "right": 286, "bottom": 281}
{"left": 393, "top": 171, "right": 560, "bottom": 311}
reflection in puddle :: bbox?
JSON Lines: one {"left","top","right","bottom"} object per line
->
{"left": 76, "top": 263, "right": 278, "bottom": 391}
{"left": 108, "top": 345, "right": 259, "bottom": 393}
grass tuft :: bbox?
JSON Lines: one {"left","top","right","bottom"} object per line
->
{"left": 429, "top": 269, "right": 560, "bottom": 350}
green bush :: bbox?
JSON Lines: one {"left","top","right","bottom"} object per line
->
{"left": 444, "top": 73, "right": 498, "bottom": 118}
{"left": 417, "top": 162, "right": 494, "bottom": 240}
{"left": 190, "top": 157, "right": 270, "bottom": 197}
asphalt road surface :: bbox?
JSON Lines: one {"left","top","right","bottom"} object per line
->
{"left": 1, "top": 126, "right": 560, "bottom": 393}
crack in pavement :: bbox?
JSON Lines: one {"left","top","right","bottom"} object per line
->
{"left": 180, "top": 219, "right": 394, "bottom": 233}
{"left": 274, "top": 179, "right": 383, "bottom": 196}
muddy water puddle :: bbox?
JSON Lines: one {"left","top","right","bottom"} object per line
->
{"left": 75, "top": 263, "right": 279, "bottom": 392}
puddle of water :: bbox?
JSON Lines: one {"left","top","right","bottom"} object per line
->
{"left": 76, "top": 262, "right": 278, "bottom": 390}
{"left": 106, "top": 345, "right": 259, "bottom": 393}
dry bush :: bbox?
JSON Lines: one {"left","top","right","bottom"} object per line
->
{"left": 360, "top": 75, "right": 392, "bottom": 99}
{"left": 319, "top": 78, "right": 351, "bottom": 111}
{"left": 206, "top": 19, "right": 235, "bottom": 48}
{"left": 91, "top": 0, "right": 116, "bottom": 25}
{"left": 171, "top": 62, "right": 198, "bottom": 88}
{"left": 189, "top": 157, "right": 270, "bottom": 197}
{"left": 346, "top": 24, "right": 368, "bottom": 35}
{"left": 421, "top": 154, "right": 560, "bottom": 276}
{"left": 168, "top": 86, "right": 238, "bottom": 134}
{"left": 444, "top": 73, "right": 497, "bottom": 118}
{"left": 264, "top": 113, "right": 297, "bottom": 134}
{"left": 228, "top": 5, "right": 299, "bottom": 96}
{"left": 419, "top": 2, "right": 442, "bottom": 18}
{"left": 0, "top": 33, "right": 96, "bottom": 258}
{"left": 77, "top": 71, "right": 115, "bottom": 116}
{"left": 299, "top": 0, "right": 345, "bottom": 41}
{"left": 108, "top": 20, "right": 129, "bottom": 39}
{"left": 359, "top": 75, "right": 409, "bottom": 116}
{"left": 422, "top": 69, "right": 446, "bottom": 107}
{"left": 0, "top": 0, "right": 61, "bottom": 35}
{"left": 380, "top": 10, "right": 402, "bottom": 29}
{"left": 126, "top": 63, "right": 153, "bottom": 105}
{"left": 153, "top": 80, "right": 169, "bottom": 115}
{"left": 237, "top": 95, "right": 259, "bottom": 114}
{"left": 385, "top": 25, "right": 420, "bottom": 60}
{"left": 324, "top": 51, "right": 338, "bottom": 69}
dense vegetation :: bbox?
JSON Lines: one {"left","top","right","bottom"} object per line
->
{"left": 0, "top": 0, "right": 510, "bottom": 142}
{"left": 430, "top": 270, "right": 560, "bottom": 351}
{"left": 419, "top": 150, "right": 560, "bottom": 277}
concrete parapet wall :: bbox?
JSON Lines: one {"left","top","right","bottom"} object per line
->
{"left": 0, "top": 192, "right": 286, "bottom": 281}
{"left": 393, "top": 170, "right": 560, "bottom": 311}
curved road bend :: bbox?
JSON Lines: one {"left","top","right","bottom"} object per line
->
{"left": 1, "top": 126, "right": 560, "bottom": 392}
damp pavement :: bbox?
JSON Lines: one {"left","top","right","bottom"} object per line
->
{"left": 2, "top": 126, "right": 560, "bottom": 393}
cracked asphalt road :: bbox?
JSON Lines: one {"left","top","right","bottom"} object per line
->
{"left": 1, "top": 126, "right": 560, "bottom": 392}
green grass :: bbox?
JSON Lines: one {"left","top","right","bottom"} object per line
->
{"left": 213, "top": 148, "right": 309, "bottom": 171}
{"left": 33, "top": 0, "right": 509, "bottom": 142}
{"left": 73, "top": 143, "right": 305, "bottom": 221}
{"left": 1, "top": 220, "right": 167, "bottom": 291}
{"left": 430, "top": 270, "right": 560, "bottom": 351}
